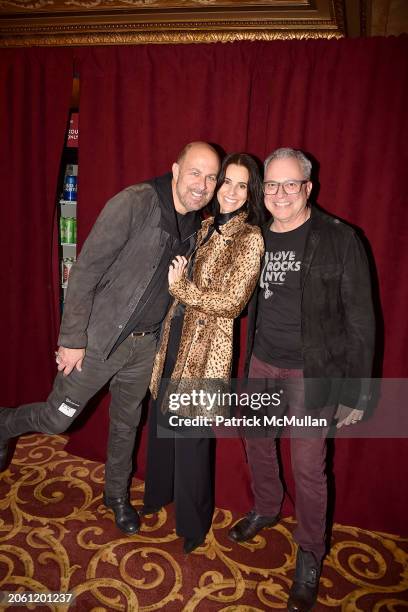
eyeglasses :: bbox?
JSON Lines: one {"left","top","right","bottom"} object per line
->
{"left": 263, "top": 180, "right": 308, "bottom": 196}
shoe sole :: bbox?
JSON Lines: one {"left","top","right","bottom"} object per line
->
{"left": 116, "top": 525, "right": 140, "bottom": 535}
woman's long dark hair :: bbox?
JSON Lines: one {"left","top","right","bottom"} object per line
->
{"left": 211, "top": 152, "right": 266, "bottom": 226}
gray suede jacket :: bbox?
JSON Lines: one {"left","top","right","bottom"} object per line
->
{"left": 58, "top": 178, "right": 189, "bottom": 360}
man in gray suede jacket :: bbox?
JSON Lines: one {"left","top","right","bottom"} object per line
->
{"left": 0, "top": 141, "right": 220, "bottom": 535}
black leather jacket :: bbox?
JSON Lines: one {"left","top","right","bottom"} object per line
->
{"left": 245, "top": 207, "right": 375, "bottom": 410}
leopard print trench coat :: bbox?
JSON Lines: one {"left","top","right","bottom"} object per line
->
{"left": 149, "top": 211, "right": 264, "bottom": 405}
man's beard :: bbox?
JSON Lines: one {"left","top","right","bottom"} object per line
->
{"left": 176, "top": 183, "right": 209, "bottom": 212}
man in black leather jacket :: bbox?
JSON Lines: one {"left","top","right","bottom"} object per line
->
{"left": 228, "top": 148, "right": 375, "bottom": 612}
{"left": 0, "top": 141, "right": 220, "bottom": 535}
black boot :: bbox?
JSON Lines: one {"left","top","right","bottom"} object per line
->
{"left": 0, "top": 440, "right": 9, "bottom": 472}
{"left": 287, "top": 547, "right": 321, "bottom": 612}
{"left": 228, "top": 509, "right": 280, "bottom": 542}
{"left": 103, "top": 494, "right": 140, "bottom": 535}
{"left": 183, "top": 536, "right": 205, "bottom": 554}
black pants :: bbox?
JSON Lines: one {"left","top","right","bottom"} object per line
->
{"left": 143, "top": 315, "right": 215, "bottom": 541}
{"left": 0, "top": 333, "right": 157, "bottom": 497}
{"left": 144, "top": 402, "right": 214, "bottom": 540}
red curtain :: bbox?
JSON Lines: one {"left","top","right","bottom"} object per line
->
{"left": 0, "top": 48, "right": 74, "bottom": 404}
{"left": 2, "top": 39, "right": 407, "bottom": 535}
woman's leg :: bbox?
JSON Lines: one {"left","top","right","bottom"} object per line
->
{"left": 143, "top": 396, "right": 176, "bottom": 511}
{"left": 174, "top": 435, "right": 214, "bottom": 541}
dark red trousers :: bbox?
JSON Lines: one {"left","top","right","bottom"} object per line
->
{"left": 245, "top": 354, "right": 335, "bottom": 561}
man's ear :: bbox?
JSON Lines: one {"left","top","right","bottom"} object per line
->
{"left": 172, "top": 162, "right": 179, "bottom": 181}
{"left": 306, "top": 181, "right": 313, "bottom": 198}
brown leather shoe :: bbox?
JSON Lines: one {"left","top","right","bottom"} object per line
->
{"left": 287, "top": 547, "right": 321, "bottom": 611}
{"left": 228, "top": 509, "right": 280, "bottom": 542}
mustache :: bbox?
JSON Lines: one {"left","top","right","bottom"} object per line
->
{"left": 189, "top": 187, "right": 208, "bottom": 196}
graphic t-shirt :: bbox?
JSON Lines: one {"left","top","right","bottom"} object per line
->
{"left": 253, "top": 218, "right": 311, "bottom": 368}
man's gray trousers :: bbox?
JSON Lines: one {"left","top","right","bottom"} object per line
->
{"left": 0, "top": 333, "right": 156, "bottom": 497}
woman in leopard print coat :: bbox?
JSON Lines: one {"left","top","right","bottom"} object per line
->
{"left": 144, "top": 153, "right": 265, "bottom": 553}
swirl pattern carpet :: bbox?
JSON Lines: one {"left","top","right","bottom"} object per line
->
{"left": 0, "top": 434, "right": 407, "bottom": 611}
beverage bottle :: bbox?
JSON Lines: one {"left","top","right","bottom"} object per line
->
{"left": 63, "top": 164, "right": 77, "bottom": 202}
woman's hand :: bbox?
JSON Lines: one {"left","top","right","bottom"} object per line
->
{"left": 168, "top": 255, "right": 188, "bottom": 287}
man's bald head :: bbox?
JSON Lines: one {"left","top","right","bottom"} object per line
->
{"left": 176, "top": 141, "right": 219, "bottom": 166}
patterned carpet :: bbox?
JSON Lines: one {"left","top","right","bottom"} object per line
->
{"left": 0, "top": 434, "right": 407, "bottom": 611}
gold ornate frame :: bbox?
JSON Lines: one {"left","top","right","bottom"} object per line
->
{"left": 0, "top": 0, "right": 346, "bottom": 46}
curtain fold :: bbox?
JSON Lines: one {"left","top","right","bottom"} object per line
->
{"left": 0, "top": 48, "right": 74, "bottom": 404}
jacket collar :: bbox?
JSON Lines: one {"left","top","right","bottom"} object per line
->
{"left": 301, "top": 206, "right": 323, "bottom": 288}
{"left": 199, "top": 210, "right": 248, "bottom": 243}
{"left": 149, "top": 172, "right": 201, "bottom": 241}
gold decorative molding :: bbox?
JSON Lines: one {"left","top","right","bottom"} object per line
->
{"left": 0, "top": 0, "right": 316, "bottom": 8}
{"left": 0, "top": 31, "right": 344, "bottom": 48}
{"left": 0, "top": 0, "right": 346, "bottom": 46}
